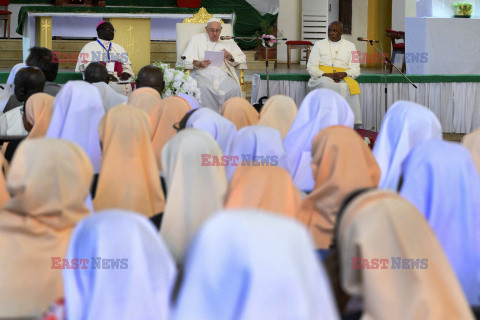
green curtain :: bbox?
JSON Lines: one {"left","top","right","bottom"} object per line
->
{"left": 201, "top": 0, "right": 278, "bottom": 50}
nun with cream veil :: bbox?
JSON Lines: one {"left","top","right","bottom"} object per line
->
{"left": 399, "top": 140, "right": 480, "bottom": 308}
{"left": 257, "top": 94, "right": 298, "bottom": 140}
{"left": 174, "top": 210, "right": 340, "bottom": 320}
{"left": 46, "top": 81, "right": 105, "bottom": 174}
{"left": 298, "top": 126, "right": 380, "bottom": 253}
{"left": 221, "top": 97, "right": 259, "bottom": 130}
{"left": 284, "top": 88, "right": 355, "bottom": 192}
{"left": 93, "top": 105, "right": 165, "bottom": 218}
{"left": 462, "top": 128, "right": 480, "bottom": 175}
{"left": 0, "top": 138, "right": 93, "bottom": 318}
{"left": 185, "top": 106, "right": 237, "bottom": 154}
{"left": 60, "top": 210, "right": 177, "bottom": 320}
{"left": 160, "top": 129, "right": 227, "bottom": 265}
{"left": 226, "top": 125, "right": 290, "bottom": 181}
{"left": 327, "top": 189, "right": 475, "bottom": 320}
{"left": 372, "top": 100, "right": 442, "bottom": 190}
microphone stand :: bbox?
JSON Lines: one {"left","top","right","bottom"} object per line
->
{"left": 225, "top": 36, "right": 287, "bottom": 99}
{"left": 365, "top": 40, "right": 417, "bottom": 113}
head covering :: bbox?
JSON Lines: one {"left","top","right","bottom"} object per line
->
{"left": 462, "top": 128, "right": 480, "bottom": 175}
{"left": 186, "top": 107, "right": 236, "bottom": 154}
{"left": 96, "top": 20, "right": 107, "bottom": 29}
{"left": 225, "top": 165, "right": 301, "bottom": 218}
{"left": 161, "top": 129, "right": 227, "bottom": 264}
{"left": 284, "top": 88, "right": 354, "bottom": 192}
{"left": 0, "top": 138, "right": 92, "bottom": 318}
{"left": 64, "top": 210, "right": 177, "bottom": 320}
{"left": 0, "top": 152, "right": 9, "bottom": 209}
{"left": 93, "top": 105, "right": 165, "bottom": 217}
{"left": 226, "top": 125, "right": 290, "bottom": 180}
{"left": 7, "top": 62, "right": 27, "bottom": 85}
{"left": 338, "top": 190, "right": 475, "bottom": 320}
{"left": 177, "top": 93, "right": 201, "bottom": 110}
{"left": 91, "top": 82, "right": 128, "bottom": 113}
{"left": 206, "top": 17, "right": 222, "bottom": 27}
{"left": 372, "top": 100, "right": 442, "bottom": 190}
{"left": 299, "top": 126, "right": 380, "bottom": 249}
{"left": 258, "top": 95, "right": 298, "bottom": 139}
{"left": 400, "top": 140, "right": 480, "bottom": 306}
{"left": 175, "top": 210, "right": 340, "bottom": 320}
{"left": 25, "top": 92, "right": 55, "bottom": 139}
{"left": 150, "top": 96, "right": 191, "bottom": 171}
{"left": 221, "top": 97, "right": 259, "bottom": 130}
{"left": 46, "top": 81, "right": 105, "bottom": 173}
{"left": 128, "top": 87, "right": 161, "bottom": 115}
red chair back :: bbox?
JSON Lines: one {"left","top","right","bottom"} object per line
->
{"left": 0, "top": 0, "right": 9, "bottom": 6}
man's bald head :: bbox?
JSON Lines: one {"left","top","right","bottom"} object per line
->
{"left": 97, "top": 21, "right": 115, "bottom": 41}
{"left": 85, "top": 62, "right": 109, "bottom": 84}
{"left": 328, "top": 21, "right": 344, "bottom": 42}
{"left": 135, "top": 65, "right": 165, "bottom": 95}
{"left": 14, "top": 67, "right": 45, "bottom": 103}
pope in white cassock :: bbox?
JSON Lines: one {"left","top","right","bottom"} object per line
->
{"left": 307, "top": 21, "right": 362, "bottom": 125}
{"left": 182, "top": 18, "right": 247, "bottom": 112}
{"left": 75, "top": 21, "right": 134, "bottom": 82}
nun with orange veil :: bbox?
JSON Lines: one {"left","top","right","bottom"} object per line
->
{"left": 0, "top": 152, "right": 9, "bottom": 208}
{"left": 150, "top": 96, "right": 191, "bottom": 171}
{"left": 298, "top": 126, "right": 380, "bottom": 250}
{"left": 93, "top": 105, "right": 165, "bottom": 219}
{"left": 24, "top": 92, "right": 55, "bottom": 139}
{"left": 225, "top": 165, "right": 302, "bottom": 218}
{"left": 258, "top": 95, "right": 297, "bottom": 140}
{"left": 221, "top": 97, "right": 259, "bottom": 130}
{"left": 328, "top": 189, "right": 475, "bottom": 320}
{"left": 0, "top": 138, "right": 93, "bottom": 318}
{"left": 128, "top": 86, "right": 162, "bottom": 115}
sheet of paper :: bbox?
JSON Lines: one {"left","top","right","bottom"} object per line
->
{"left": 204, "top": 51, "right": 225, "bottom": 67}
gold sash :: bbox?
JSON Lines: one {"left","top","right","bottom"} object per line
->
{"left": 319, "top": 65, "right": 360, "bottom": 95}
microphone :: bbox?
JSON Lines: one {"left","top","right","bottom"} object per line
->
{"left": 357, "top": 37, "right": 380, "bottom": 43}
{"left": 220, "top": 36, "right": 234, "bottom": 40}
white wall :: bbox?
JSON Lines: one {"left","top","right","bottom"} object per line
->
{"left": 277, "top": 0, "right": 301, "bottom": 63}
{"left": 392, "top": 0, "right": 406, "bottom": 30}
{"left": 328, "top": 0, "right": 339, "bottom": 24}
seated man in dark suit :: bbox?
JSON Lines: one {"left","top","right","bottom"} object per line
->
{"left": 3, "top": 47, "right": 61, "bottom": 113}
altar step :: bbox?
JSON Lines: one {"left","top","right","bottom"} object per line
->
{"left": 0, "top": 39, "right": 266, "bottom": 70}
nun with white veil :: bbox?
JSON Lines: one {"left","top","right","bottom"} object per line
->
{"left": 46, "top": 81, "right": 105, "bottom": 174}
{"left": 284, "top": 88, "right": 354, "bottom": 192}
{"left": 174, "top": 209, "right": 340, "bottom": 320}
{"left": 63, "top": 210, "right": 177, "bottom": 320}
{"left": 372, "top": 100, "right": 442, "bottom": 190}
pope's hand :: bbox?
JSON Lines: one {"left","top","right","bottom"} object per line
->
{"left": 222, "top": 49, "right": 232, "bottom": 61}
{"left": 195, "top": 60, "right": 211, "bottom": 68}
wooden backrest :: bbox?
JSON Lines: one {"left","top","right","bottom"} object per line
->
{"left": 385, "top": 29, "right": 405, "bottom": 46}
{"left": 0, "top": 0, "right": 9, "bottom": 7}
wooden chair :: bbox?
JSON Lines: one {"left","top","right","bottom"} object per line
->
{"left": 0, "top": 0, "right": 11, "bottom": 39}
{"left": 385, "top": 29, "right": 405, "bottom": 73}
{"left": 286, "top": 40, "right": 313, "bottom": 68}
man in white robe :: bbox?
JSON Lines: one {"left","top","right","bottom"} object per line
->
{"left": 182, "top": 18, "right": 247, "bottom": 112}
{"left": 75, "top": 21, "right": 134, "bottom": 82}
{"left": 307, "top": 21, "right": 362, "bottom": 126}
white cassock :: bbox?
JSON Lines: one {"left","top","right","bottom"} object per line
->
{"left": 182, "top": 33, "right": 247, "bottom": 112}
{"left": 75, "top": 39, "right": 134, "bottom": 79}
{"left": 307, "top": 38, "right": 362, "bottom": 124}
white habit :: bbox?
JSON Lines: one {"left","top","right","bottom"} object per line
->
{"left": 307, "top": 38, "right": 362, "bottom": 124}
{"left": 182, "top": 33, "right": 247, "bottom": 112}
{"left": 91, "top": 82, "right": 128, "bottom": 112}
{"left": 75, "top": 39, "right": 134, "bottom": 79}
